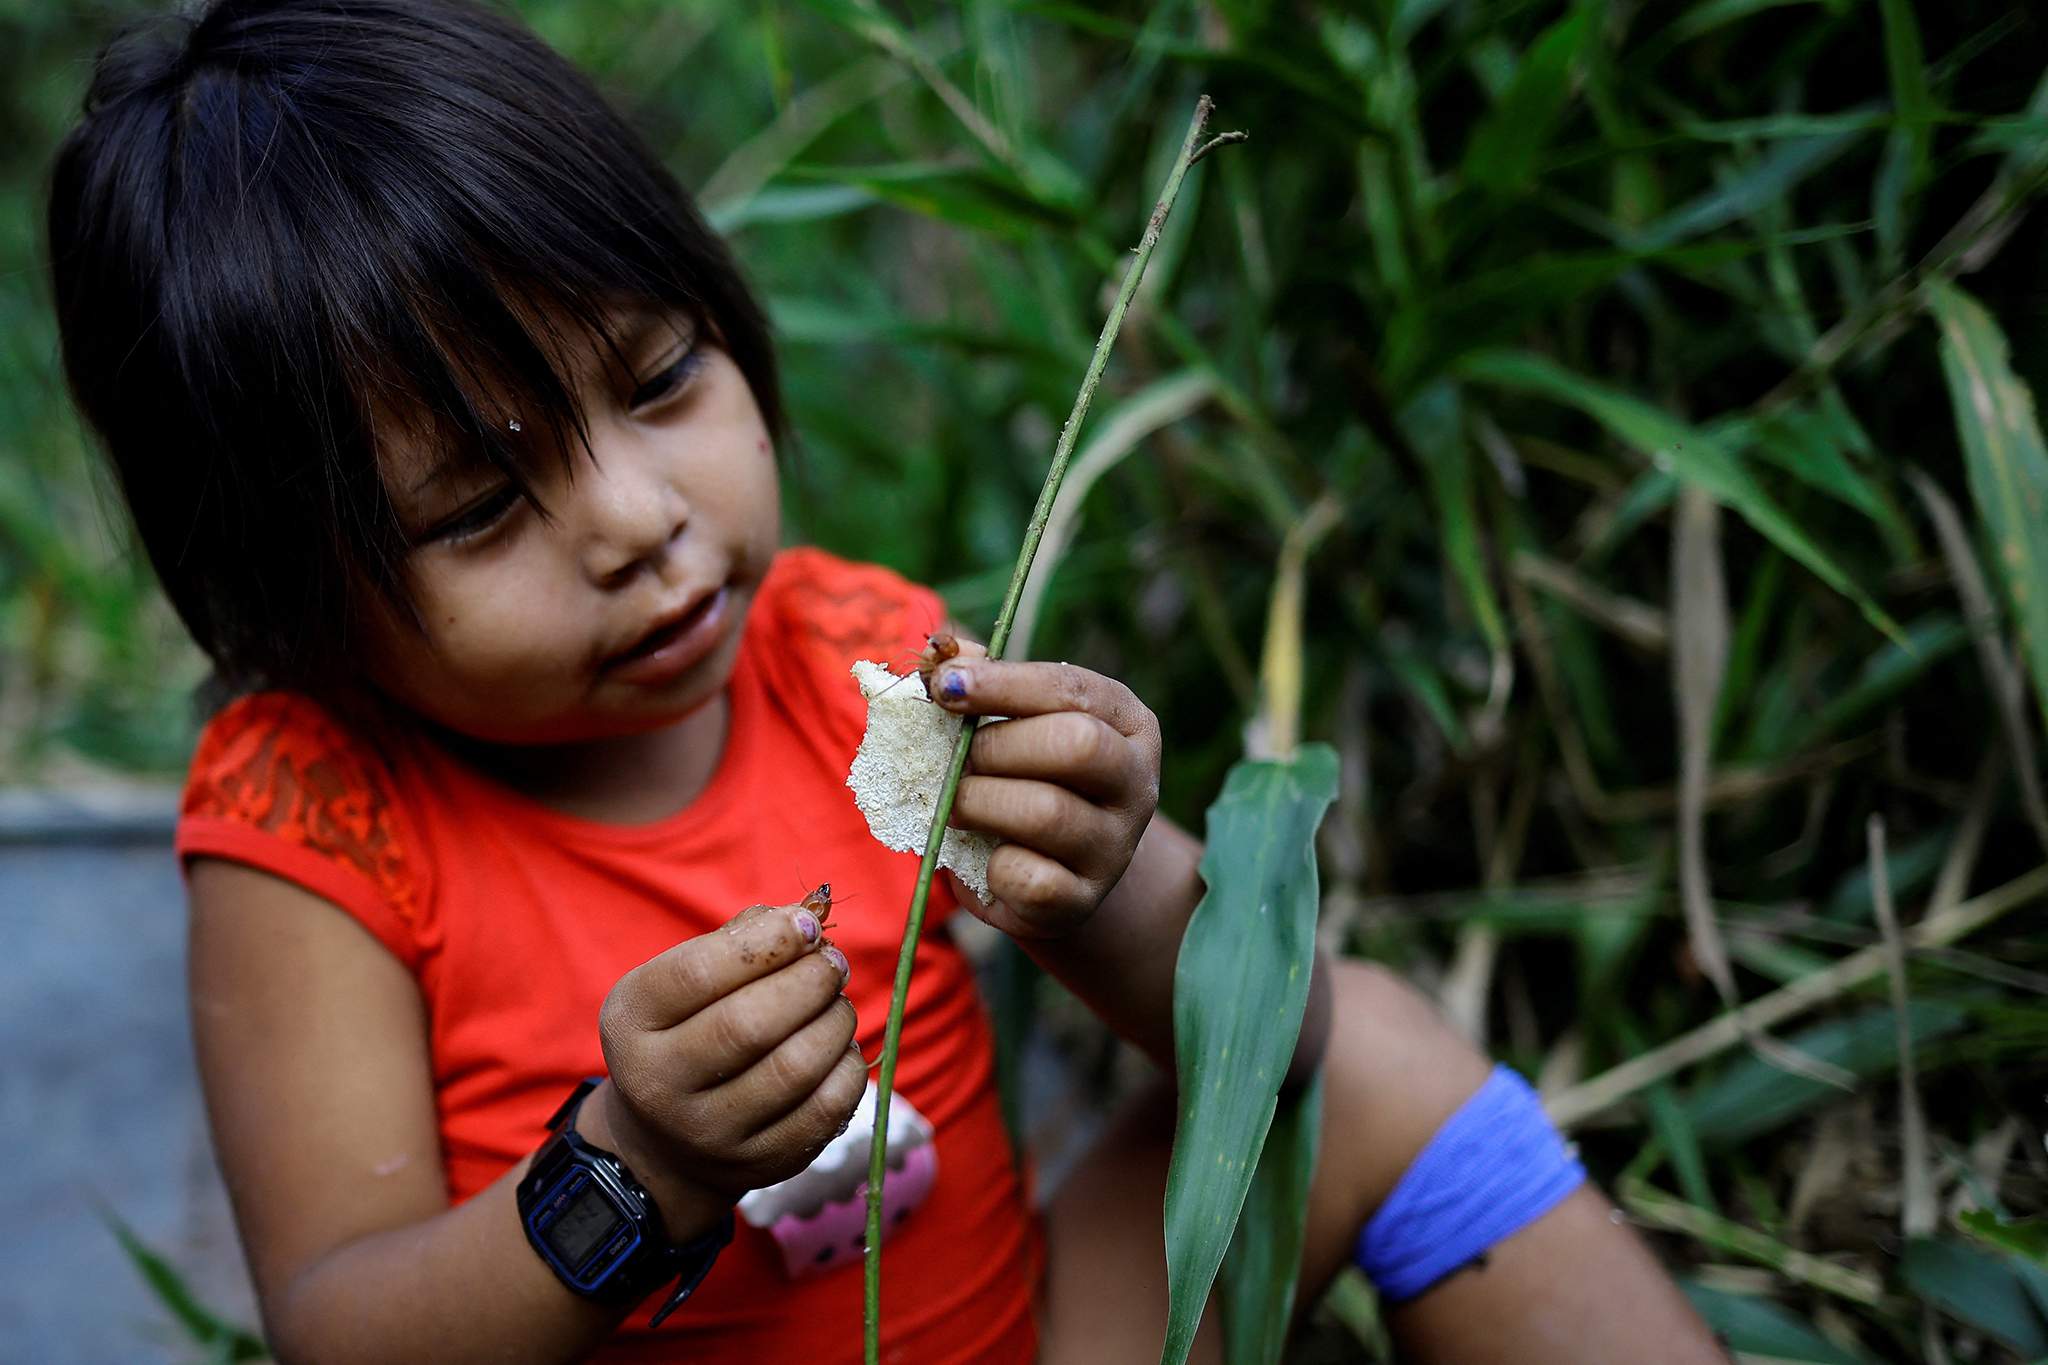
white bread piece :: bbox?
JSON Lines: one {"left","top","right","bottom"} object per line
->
{"left": 845, "top": 660, "right": 996, "bottom": 901}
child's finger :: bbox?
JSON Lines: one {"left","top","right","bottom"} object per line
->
{"left": 931, "top": 658, "right": 1157, "bottom": 744}
{"left": 711, "top": 994, "right": 860, "bottom": 1135}
{"left": 966, "top": 711, "right": 1145, "bottom": 804}
{"left": 739, "top": 1045, "right": 869, "bottom": 1171}
{"left": 610, "top": 902, "right": 825, "bottom": 1030}
{"left": 982, "top": 842, "right": 1095, "bottom": 926}
{"left": 666, "top": 947, "right": 851, "bottom": 1089}
{"left": 950, "top": 773, "right": 1123, "bottom": 879}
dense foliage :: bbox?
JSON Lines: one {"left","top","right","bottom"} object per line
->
{"left": 7, "top": 0, "right": 2048, "bottom": 1359}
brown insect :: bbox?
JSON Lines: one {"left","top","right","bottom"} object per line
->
{"left": 866, "top": 631, "right": 965, "bottom": 705}
{"left": 916, "top": 632, "right": 961, "bottom": 694}
{"left": 800, "top": 882, "right": 836, "bottom": 933}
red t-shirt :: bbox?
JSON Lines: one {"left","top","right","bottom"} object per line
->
{"left": 177, "top": 547, "right": 1041, "bottom": 1362}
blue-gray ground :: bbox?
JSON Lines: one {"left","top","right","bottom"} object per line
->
{"left": 3, "top": 838, "right": 258, "bottom": 1361}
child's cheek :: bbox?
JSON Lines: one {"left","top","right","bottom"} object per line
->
{"left": 399, "top": 569, "right": 584, "bottom": 706}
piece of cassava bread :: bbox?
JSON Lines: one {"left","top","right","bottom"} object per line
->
{"left": 845, "top": 660, "right": 995, "bottom": 901}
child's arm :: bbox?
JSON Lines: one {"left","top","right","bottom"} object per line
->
{"left": 189, "top": 861, "right": 861, "bottom": 1363}
{"left": 931, "top": 652, "right": 1331, "bottom": 1081}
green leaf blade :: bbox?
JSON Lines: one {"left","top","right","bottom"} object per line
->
{"left": 1220, "top": 1074, "right": 1324, "bottom": 1365}
{"left": 1903, "top": 1238, "right": 2048, "bottom": 1355}
{"left": 1928, "top": 282, "right": 2048, "bottom": 742}
{"left": 1460, "top": 10, "right": 1591, "bottom": 195}
{"left": 1679, "top": 1282, "right": 1870, "bottom": 1364}
{"left": 1162, "top": 745, "right": 1340, "bottom": 1365}
{"left": 1683, "top": 1002, "right": 1971, "bottom": 1146}
{"left": 1458, "top": 348, "right": 1901, "bottom": 640}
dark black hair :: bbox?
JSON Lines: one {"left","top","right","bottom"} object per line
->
{"left": 48, "top": 0, "right": 782, "bottom": 702}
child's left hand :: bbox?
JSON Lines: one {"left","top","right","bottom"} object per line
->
{"left": 926, "top": 640, "right": 1162, "bottom": 939}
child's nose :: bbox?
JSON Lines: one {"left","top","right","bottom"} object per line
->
{"left": 578, "top": 449, "right": 690, "bottom": 586}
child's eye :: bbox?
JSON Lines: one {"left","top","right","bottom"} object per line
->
{"left": 629, "top": 339, "right": 706, "bottom": 410}
{"left": 425, "top": 485, "right": 522, "bottom": 546}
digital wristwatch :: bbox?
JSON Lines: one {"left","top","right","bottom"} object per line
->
{"left": 517, "top": 1077, "right": 733, "bottom": 1327}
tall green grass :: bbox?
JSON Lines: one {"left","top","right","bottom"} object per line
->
{"left": 9, "top": 0, "right": 2048, "bottom": 1359}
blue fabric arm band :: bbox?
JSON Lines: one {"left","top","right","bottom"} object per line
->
{"left": 1353, "top": 1063, "right": 1585, "bottom": 1304}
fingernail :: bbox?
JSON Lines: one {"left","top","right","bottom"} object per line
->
{"left": 795, "top": 910, "right": 820, "bottom": 943}
{"left": 938, "top": 667, "right": 968, "bottom": 702}
{"left": 824, "top": 945, "right": 849, "bottom": 977}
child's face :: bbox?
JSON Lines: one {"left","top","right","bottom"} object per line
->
{"left": 365, "top": 308, "right": 780, "bottom": 746}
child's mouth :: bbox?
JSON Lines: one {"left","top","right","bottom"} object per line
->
{"left": 601, "top": 587, "right": 729, "bottom": 687}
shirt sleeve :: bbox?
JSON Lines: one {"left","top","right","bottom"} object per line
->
{"left": 177, "top": 692, "right": 433, "bottom": 971}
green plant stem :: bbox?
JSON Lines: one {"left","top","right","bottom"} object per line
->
{"left": 863, "top": 94, "right": 1230, "bottom": 1364}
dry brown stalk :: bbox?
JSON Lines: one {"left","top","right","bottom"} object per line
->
{"left": 1549, "top": 864, "right": 2048, "bottom": 1129}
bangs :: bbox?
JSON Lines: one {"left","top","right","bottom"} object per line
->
{"left": 50, "top": 0, "right": 781, "bottom": 697}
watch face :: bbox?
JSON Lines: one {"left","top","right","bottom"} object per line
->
{"left": 546, "top": 1182, "right": 623, "bottom": 1269}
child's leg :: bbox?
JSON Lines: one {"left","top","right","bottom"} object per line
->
{"left": 1038, "top": 959, "right": 1726, "bottom": 1364}
{"left": 1297, "top": 960, "right": 1725, "bottom": 1362}
{"left": 1037, "top": 1085, "right": 1223, "bottom": 1364}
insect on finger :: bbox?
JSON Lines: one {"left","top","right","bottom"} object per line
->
{"left": 801, "top": 882, "right": 835, "bottom": 934}
{"left": 916, "top": 632, "right": 962, "bottom": 696}
{"left": 864, "top": 648, "right": 939, "bottom": 703}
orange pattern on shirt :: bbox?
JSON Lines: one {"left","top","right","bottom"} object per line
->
{"left": 179, "top": 547, "right": 1040, "bottom": 1363}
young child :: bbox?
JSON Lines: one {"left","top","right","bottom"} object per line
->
{"left": 48, "top": 2, "right": 1726, "bottom": 1361}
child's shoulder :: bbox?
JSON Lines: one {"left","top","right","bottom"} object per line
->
{"left": 184, "top": 690, "right": 407, "bottom": 805}
{"left": 179, "top": 690, "right": 429, "bottom": 952}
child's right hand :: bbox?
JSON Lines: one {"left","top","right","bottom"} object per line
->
{"left": 586, "top": 901, "right": 864, "bottom": 1234}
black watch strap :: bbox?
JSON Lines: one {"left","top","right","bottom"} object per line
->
{"left": 647, "top": 1211, "right": 733, "bottom": 1328}
{"left": 526, "top": 1077, "right": 733, "bottom": 1320}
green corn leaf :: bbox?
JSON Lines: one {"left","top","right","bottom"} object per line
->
{"left": 1376, "top": 635, "right": 1470, "bottom": 752}
{"left": 1658, "top": 0, "right": 1837, "bottom": 49}
{"left": 1162, "top": 745, "right": 1340, "bottom": 1365}
{"left": 1586, "top": 468, "right": 1681, "bottom": 564}
{"left": 1460, "top": 9, "right": 1590, "bottom": 194}
{"left": 1631, "top": 118, "right": 1867, "bottom": 249}
{"left": 1678, "top": 1283, "right": 1869, "bottom": 1364}
{"left": 1785, "top": 613, "right": 1971, "bottom": 749}
{"left": 1219, "top": 1072, "right": 1324, "bottom": 1365}
{"left": 1612, "top": 1020, "right": 1717, "bottom": 1213}
{"left": 1458, "top": 348, "right": 1901, "bottom": 640}
{"left": 1722, "top": 406, "right": 1908, "bottom": 546}
{"left": 1962, "top": 1210, "right": 2048, "bottom": 1268}
{"left": 1383, "top": 241, "right": 1760, "bottom": 389}
{"left": 1902, "top": 1238, "right": 2048, "bottom": 1355}
{"left": 1684, "top": 1002, "right": 1971, "bottom": 1145}
{"left": 1928, "top": 282, "right": 2048, "bottom": 741}
{"left": 1874, "top": 0, "right": 1931, "bottom": 269}
{"left": 1823, "top": 826, "right": 1951, "bottom": 923}
{"left": 102, "top": 1211, "right": 267, "bottom": 1361}
{"left": 1717, "top": 545, "right": 1786, "bottom": 747}
{"left": 1405, "top": 384, "right": 1507, "bottom": 656}
{"left": 767, "top": 294, "right": 1069, "bottom": 361}
{"left": 779, "top": 161, "right": 1076, "bottom": 240}
{"left": 710, "top": 183, "right": 877, "bottom": 231}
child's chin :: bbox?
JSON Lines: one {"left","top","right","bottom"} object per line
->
{"left": 436, "top": 687, "right": 723, "bottom": 749}
{"left": 601, "top": 687, "right": 725, "bottom": 735}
